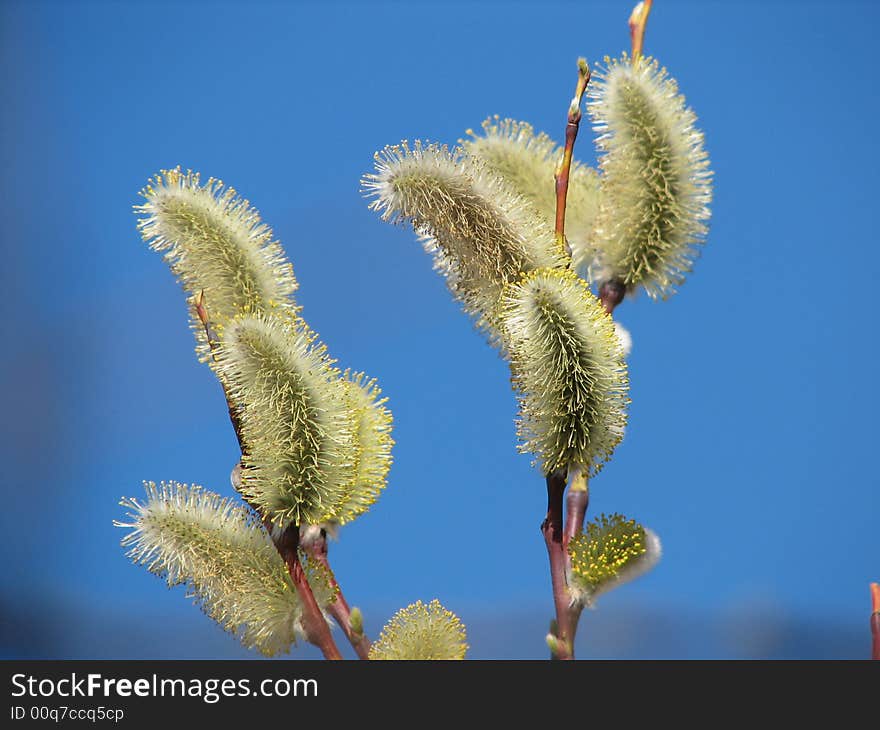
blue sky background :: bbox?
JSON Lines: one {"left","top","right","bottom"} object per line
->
{"left": 1, "top": 0, "right": 877, "bottom": 659}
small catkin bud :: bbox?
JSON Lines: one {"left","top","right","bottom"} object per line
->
{"left": 216, "top": 313, "right": 354, "bottom": 528}
{"left": 501, "top": 268, "right": 629, "bottom": 476}
{"left": 349, "top": 607, "right": 364, "bottom": 637}
{"left": 369, "top": 600, "right": 468, "bottom": 660}
{"left": 114, "top": 481, "right": 335, "bottom": 656}
{"left": 587, "top": 55, "right": 712, "bottom": 298}
{"left": 462, "top": 117, "right": 601, "bottom": 276}
{"left": 362, "top": 141, "right": 566, "bottom": 341}
{"left": 568, "top": 512, "right": 661, "bottom": 607}
{"left": 135, "top": 168, "right": 298, "bottom": 358}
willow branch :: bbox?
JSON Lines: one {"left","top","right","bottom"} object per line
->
{"left": 541, "top": 58, "right": 595, "bottom": 662}
{"left": 273, "top": 524, "right": 343, "bottom": 661}
{"left": 542, "top": 469, "right": 573, "bottom": 660}
{"left": 554, "top": 58, "right": 592, "bottom": 257}
{"left": 304, "top": 530, "right": 372, "bottom": 660}
{"left": 547, "top": 56, "right": 629, "bottom": 659}
{"left": 547, "top": 49, "right": 629, "bottom": 658}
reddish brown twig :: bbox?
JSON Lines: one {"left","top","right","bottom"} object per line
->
{"left": 542, "top": 470, "right": 574, "bottom": 660}
{"left": 871, "top": 583, "right": 880, "bottom": 660}
{"left": 543, "top": 469, "right": 591, "bottom": 660}
{"left": 304, "top": 530, "right": 372, "bottom": 660}
{"left": 554, "top": 59, "right": 592, "bottom": 257}
{"left": 543, "top": 59, "right": 596, "bottom": 662}
{"left": 273, "top": 524, "right": 343, "bottom": 661}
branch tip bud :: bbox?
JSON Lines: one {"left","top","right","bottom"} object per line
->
{"left": 350, "top": 606, "right": 364, "bottom": 636}
{"left": 628, "top": 0, "right": 653, "bottom": 64}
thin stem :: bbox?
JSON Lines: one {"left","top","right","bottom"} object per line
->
{"left": 542, "top": 469, "right": 573, "bottom": 660}
{"left": 629, "top": 0, "right": 654, "bottom": 65}
{"left": 871, "top": 583, "right": 880, "bottom": 660}
{"left": 304, "top": 530, "right": 372, "bottom": 660}
{"left": 274, "top": 525, "right": 343, "bottom": 661}
{"left": 194, "top": 290, "right": 246, "bottom": 453}
{"left": 555, "top": 59, "right": 592, "bottom": 257}
{"left": 544, "top": 59, "right": 592, "bottom": 660}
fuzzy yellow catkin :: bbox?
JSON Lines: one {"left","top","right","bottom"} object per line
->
{"left": 501, "top": 268, "right": 628, "bottom": 476}
{"left": 115, "top": 482, "right": 335, "bottom": 656}
{"left": 369, "top": 600, "right": 468, "bottom": 660}
{"left": 463, "top": 117, "right": 602, "bottom": 277}
{"left": 587, "top": 55, "right": 712, "bottom": 298}
{"left": 363, "top": 141, "right": 566, "bottom": 341}
{"left": 567, "top": 512, "right": 662, "bottom": 607}
{"left": 135, "top": 168, "right": 299, "bottom": 359}
{"left": 329, "top": 371, "right": 394, "bottom": 526}
{"left": 217, "top": 313, "right": 356, "bottom": 528}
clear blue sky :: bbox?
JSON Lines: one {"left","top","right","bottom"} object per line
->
{"left": 1, "top": 0, "right": 877, "bottom": 659}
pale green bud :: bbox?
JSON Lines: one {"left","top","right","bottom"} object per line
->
{"left": 349, "top": 606, "right": 364, "bottom": 637}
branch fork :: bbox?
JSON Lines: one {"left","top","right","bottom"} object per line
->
{"left": 542, "top": 468, "right": 589, "bottom": 660}
{"left": 199, "top": 291, "right": 368, "bottom": 660}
